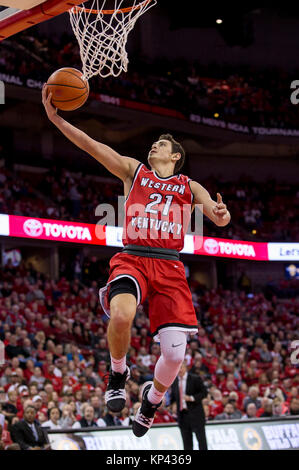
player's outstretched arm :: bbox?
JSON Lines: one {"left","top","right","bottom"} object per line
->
{"left": 189, "top": 180, "right": 231, "bottom": 227}
{"left": 42, "top": 86, "right": 140, "bottom": 182}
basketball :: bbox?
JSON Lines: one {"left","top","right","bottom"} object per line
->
{"left": 46, "top": 67, "right": 89, "bottom": 111}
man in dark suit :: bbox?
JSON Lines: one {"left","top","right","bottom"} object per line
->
{"left": 10, "top": 405, "right": 51, "bottom": 450}
{"left": 171, "top": 361, "right": 208, "bottom": 450}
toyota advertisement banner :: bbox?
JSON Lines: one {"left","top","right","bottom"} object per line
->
{"left": 1, "top": 213, "right": 299, "bottom": 261}
{"left": 195, "top": 236, "right": 269, "bottom": 261}
{"left": 8, "top": 215, "right": 106, "bottom": 246}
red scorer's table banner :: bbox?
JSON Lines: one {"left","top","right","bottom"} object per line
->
{"left": 9, "top": 215, "right": 106, "bottom": 246}
{"left": 194, "top": 236, "right": 269, "bottom": 261}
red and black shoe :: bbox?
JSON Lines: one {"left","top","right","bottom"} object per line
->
{"left": 132, "top": 381, "right": 162, "bottom": 437}
{"left": 105, "top": 366, "right": 130, "bottom": 412}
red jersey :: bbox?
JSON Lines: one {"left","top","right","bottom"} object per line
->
{"left": 99, "top": 164, "right": 198, "bottom": 339}
{"left": 123, "top": 164, "right": 193, "bottom": 252}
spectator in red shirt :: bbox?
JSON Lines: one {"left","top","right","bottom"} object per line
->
{"left": 286, "top": 386, "right": 298, "bottom": 405}
{"left": 139, "top": 327, "right": 152, "bottom": 349}
{"left": 201, "top": 351, "right": 217, "bottom": 371}
{"left": 16, "top": 389, "right": 29, "bottom": 414}
{"left": 0, "top": 423, "right": 10, "bottom": 449}
{"left": 281, "top": 378, "right": 294, "bottom": 399}
{"left": 32, "top": 395, "right": 48, "bottom": 416}
{"left": 209, "top": 389, "right": 224, "bottom": 418}
{"left": 23, "top": 360, "right": 35, "bottom": 382}
{"left": 16, "top": 392, "right": 28, "bottom": 419}
{"left": 215, "top": 368, "right": 226, "bottom": 388}
{"left": 98, "top": 361, "right": 108, "bottom": 382}
{"left": 72, "top": 374, "right": 87, "bottom": 394}
{"left": 36, "top": 343, "right": 47, "bottom": 362}
{"left": 40, "top": 318, "right": 55, "bottom": 339}
{"left": 257, "top": 373, "right": 270, "bottom": 397}
{"left": 127, "top": 347, "right": 137, "bottom": 367}
{"left": 256, "top": 397, "right": 272, "bottom": 417}
{"left": 153, "top": 400, "right": 176, "bottom": 424}
{"left": 259, "top": 400, "right": 273, "bottom": 418}
{"left": 243, "top": 361, "right": 262, "bottom": 386}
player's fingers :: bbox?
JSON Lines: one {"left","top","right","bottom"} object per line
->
{"left": 217, "top": 193, "right": 223, "bottom": 204}
{"left": 213, "top": 205, "right": 226, "bottom": 213}
{"left": 216, "top": 209, "right": 227, "bottom": 216}
{"left": 46, "top": 92, "right": 52, "bottom": 105}
{"left": 216, "top": 203, "right": 226, "bottom": 210}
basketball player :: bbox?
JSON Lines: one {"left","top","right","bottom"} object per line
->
{"left": 42, "top": 87, "right": 231, "bottom": 437}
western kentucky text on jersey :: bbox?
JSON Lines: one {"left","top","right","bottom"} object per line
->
{"left": 123, "top": 164, "right": 193, "bottom": 251}
{"left": 140, "top": 177, "right": 186, "bottom": 195}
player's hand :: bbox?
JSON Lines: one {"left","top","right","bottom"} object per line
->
{"left": 42, "top": 84, "right": 57, "bottom": 121}
{"left": 212, "top": 193, "right": 229, "bottom": 220}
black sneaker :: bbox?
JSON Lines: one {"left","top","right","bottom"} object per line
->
{"left": 132, "top": 381, "right": 162, "bottom": 437}
{"left": 105, "top": 366, "right": 130, "bottom": 412}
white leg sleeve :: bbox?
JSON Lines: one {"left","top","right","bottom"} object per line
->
{"left": 154, "top": 330, "right": 188, "bottom": 389}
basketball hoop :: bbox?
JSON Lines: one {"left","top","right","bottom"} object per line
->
{"left": 69, "top": 0, "right": 157, "bottom": 80}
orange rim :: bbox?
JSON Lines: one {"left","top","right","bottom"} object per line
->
{"left": 72, "top": 0, "right": 152, "bottom": 15}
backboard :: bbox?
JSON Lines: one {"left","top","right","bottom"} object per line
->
{"left": 0, "top": 0, "right": 85, "bottom": 40}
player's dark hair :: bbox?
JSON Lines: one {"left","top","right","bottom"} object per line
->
{"left": 158, "top": 134, "right": 185, "bottom": 174}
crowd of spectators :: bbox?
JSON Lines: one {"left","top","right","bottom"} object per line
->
{"left": 0, "top": 163, "right": 122, "bottom": 224}
{"left": 0, "top": 261, "right": 298, "bottom": 450}
{"left": 1, "top": 162, "right": 299, "bottom": 243}
{"left": 2, "top": 31, "right": 299, "bottom": 130}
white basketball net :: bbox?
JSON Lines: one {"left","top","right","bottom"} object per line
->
{"left": 69, "top": 0, "right": 157, "bottom": 80}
